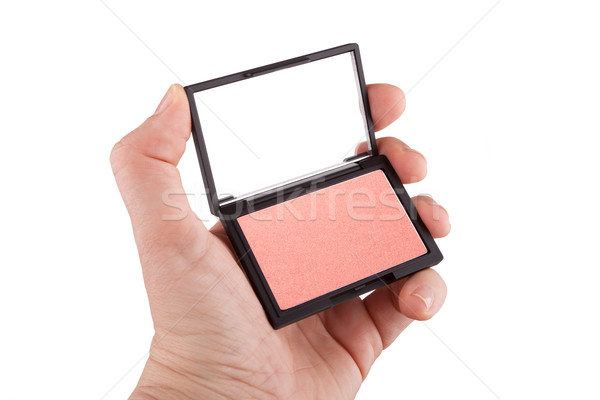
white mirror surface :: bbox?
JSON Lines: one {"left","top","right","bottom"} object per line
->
{"left": 194, "top": 52, "right": 370, "bottom": 200}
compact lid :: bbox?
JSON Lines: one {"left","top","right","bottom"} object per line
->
{"left": 185, "top": 43, "right": 377, "bottom": 215}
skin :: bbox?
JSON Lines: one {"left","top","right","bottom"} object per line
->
{"left": 110, "top": 83, "right": 451, "bottom": 399}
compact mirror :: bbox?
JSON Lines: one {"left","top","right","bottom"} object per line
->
{"left": 188, "top": 45, "right": 375, "bottom": 208}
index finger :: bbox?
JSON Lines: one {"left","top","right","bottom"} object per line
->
{"left": 366, "top": 83, "right": 406, "bottom": 131}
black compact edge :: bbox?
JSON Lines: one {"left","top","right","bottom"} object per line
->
{"left": 220, "top": 157, "right": 443, "bottom": 328}
{"left": 185, "top": 43, "right": 377, "bottom": 216}
{"left": 185, "top": 44, "right": 443, "bottom": 329}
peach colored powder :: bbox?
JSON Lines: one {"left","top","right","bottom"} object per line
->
{"left": 237, "top": 170, "right": 426, "bottom": 310}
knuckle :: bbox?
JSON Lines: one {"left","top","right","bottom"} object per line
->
{"left": 109, "top": 140, "right": 134, "bottom": 176}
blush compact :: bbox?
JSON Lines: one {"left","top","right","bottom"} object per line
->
{"left": 185, "top": 43, "right": 443, "bottom": 328}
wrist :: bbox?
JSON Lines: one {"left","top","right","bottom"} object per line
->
{"left": 131, "top": 356, "right": 230, "bottom": 400}
{"left": 130, "top": 337, "right": 276, "bottom": 400}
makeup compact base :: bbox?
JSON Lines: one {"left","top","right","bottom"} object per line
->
{"left": 217, "top": 156, "right": 442, "bottom": 327}
{"left": 185, "top": 44, "right": 443, "bottom": 328}
{"left": 237, "top": 169, "right": 426, "bottom": 310}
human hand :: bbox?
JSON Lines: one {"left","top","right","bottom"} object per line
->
{"left": 110, "top": 83, "right": 451, "bottom": 399}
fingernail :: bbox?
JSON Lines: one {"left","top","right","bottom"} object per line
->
{"left": 411, "top": 286, "right": 434, "bottom": 311}
{"left": 407, "top": 148, "right": 427, "bottom": 162}
{"left": 439, "top": 205, "right": 449, "bottom": 223}
{"left": 419, "top": 194, "right": 439, "bottom": 208}
{"left": 417, "top": 195, "right": 449, "bottom": 224}
{"left": 432, "top": 202, "right": 448, "bottom": 223}
{"left": 154, "top": 85, "right": 174, "bottom": 115}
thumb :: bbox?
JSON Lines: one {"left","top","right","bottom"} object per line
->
{"left": 110, "top": 84, "right": 208, "bottom": 264}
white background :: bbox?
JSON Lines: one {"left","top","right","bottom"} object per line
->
{"left": 1, "top": 1, "right": 599, "bottom": 399}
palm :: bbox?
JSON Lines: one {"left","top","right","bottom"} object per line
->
{"left": 113, "top": 84, "right": 449, "bottom": 399}
{"left": 146, "top": 224, "right": 368, "bottom": 398}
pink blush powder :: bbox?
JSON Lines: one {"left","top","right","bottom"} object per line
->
{"left": 236, "top": 170, "right": 427, "bottom": 310}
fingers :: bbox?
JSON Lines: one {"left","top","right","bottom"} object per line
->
{"left": 363, "top": 268, "right": 447, "bottom": 349}
{"left": 361, "top": 84, "right": 426, "bottom": 184}
{"left": 379, "top": 138, "right": 427, "bottom": 183}
{"left": 412, "top": 195, "right": 451, "bottom": 237}
{"left": 110, "top": 84, "right": 208, "bottom": 266}
{"left": 361, "top": 277, "right": 413, "bottom": 350}
{"left": 209, "top": 221, "right": 225, "bottom": 236}
{"left": 320, "top": 298, "right": 384, "bottom": 379}
{"left": 320, "top": 268, "right": 447, "bottom": 376}
{"left": 360, "top": 193, "right": 449, "bottom": 349}
{"left": 366, "top": 84, "right": 406, "bottom": 132}
{"left": 397, "top": 268, "right": 446, "bottom": 319}
{"left": 357, "top": 137, "right": 428, "bottom": 184}
{"left": 319, "top": 191, "right": 449, "bottom": 371}
{"left": 115, "top": 84, "right": 191, "bottom": 166}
